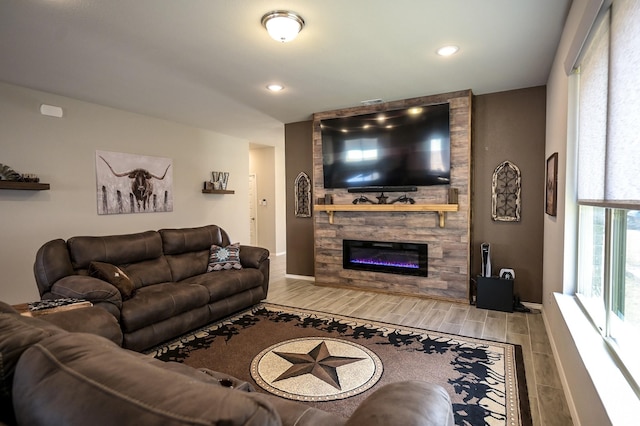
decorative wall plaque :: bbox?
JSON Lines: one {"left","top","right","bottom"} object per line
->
{"left": 491, "top": 160, "right": 521, "bottom": 222}
{"left": 294, "top": 171, "right": 312, "bottom": 218}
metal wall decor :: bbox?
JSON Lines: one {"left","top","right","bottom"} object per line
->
{"left": 545, "top": 153, "right": 558, "bottom": 216}
{"left": 211, "top": 171, "right": 230, "bottom": 190}
{"left": 294, "top": 171, "right": 312, "bottom": 218}
{"left": 491, "top": 160, "right": 521, "bottom": 222}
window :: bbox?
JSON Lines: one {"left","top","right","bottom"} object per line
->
{"left": 575, "top": 0, "right": 640, "bottom": 391}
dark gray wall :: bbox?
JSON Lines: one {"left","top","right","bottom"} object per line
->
{"left": 284, "top": 120, "right": 315, "bottom": 276}
{"left": 472, "top": 86, "right": 546, "bottom": 303}
{"left": 285, "top": 86, "right": 547, "bottom": 302}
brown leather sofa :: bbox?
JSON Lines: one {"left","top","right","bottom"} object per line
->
{"left": 33, "top": 225, "right": 270, "bottom": 351}
{"left": 0, "top": 302, "right": 455, "bottom": 426}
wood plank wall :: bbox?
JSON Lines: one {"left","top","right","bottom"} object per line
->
{"left": 312, "top": 90, "right": 472, "bottom": 302}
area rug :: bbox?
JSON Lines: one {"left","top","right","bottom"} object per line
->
{"left": 147, "top": 303, "right": 531, "bottom": 426}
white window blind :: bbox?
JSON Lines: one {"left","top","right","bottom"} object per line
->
{"left": 607, "top": 0, "right": 640, "bottom": 203}
{"left": 578, "top": 0, "right": 640, "bottom": 206}
{"left": 577, "top": 12, "right": 609, "bottom": 203}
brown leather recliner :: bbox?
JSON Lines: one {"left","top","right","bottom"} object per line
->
{"left": 1, "top": 302, "right": 455, "bottom": 426}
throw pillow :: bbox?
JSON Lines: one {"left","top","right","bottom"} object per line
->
{"left": 207, "top": 243, "right": 242, "bottom": 272}
{"left": 88, "top": 261, "right": 136, "bottom": 300}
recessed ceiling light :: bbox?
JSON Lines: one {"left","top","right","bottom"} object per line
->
{"left": 266, "top": 84, "right": 284, "bottom": 92}
{"left": 437, "top": 45, "right": 459, "bottom": 57}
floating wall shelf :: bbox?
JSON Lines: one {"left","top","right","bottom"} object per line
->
{"left": 0, "top": 181, "right": 50, "bottom": 191}
{"left": 314, "top": 204, "right": 459, "bottom": 227}
{"left": 202, "top": 189, "right": 235, "bottom": 195}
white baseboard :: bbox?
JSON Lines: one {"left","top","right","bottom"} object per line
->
{"left": 522, "top": 301, "right": 542, "bottom": 311}
{"left": 284, "top": 274, "right": 315, "bottom": 282}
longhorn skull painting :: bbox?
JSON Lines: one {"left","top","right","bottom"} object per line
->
{"left": 96, "top": 150, "right": 173, "bottom": 215}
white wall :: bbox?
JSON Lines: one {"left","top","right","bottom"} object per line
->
{"left": 0, "top": 82, "right": 251, "bottom": 304}
{"left": 544, "top": 0, "right": 613, "bottom": 424}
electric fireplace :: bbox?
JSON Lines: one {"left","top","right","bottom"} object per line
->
{"left": 343, "top": 240, "right": 428, "bottom": 277}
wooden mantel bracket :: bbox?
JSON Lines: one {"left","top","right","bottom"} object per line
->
{"left": 314, "top": 204, "right": 459, "bottom": 227}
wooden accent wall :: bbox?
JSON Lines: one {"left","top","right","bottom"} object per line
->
{"left": 312, "top": 90, "right": 472, "bottom": 302}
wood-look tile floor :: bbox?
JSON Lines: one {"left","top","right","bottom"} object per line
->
{"left": 265, "top": 255, "right": 574, "bottom": 426}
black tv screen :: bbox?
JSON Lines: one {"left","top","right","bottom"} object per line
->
{"left": 321, "top": 103, "right": 450, "bottom": 190}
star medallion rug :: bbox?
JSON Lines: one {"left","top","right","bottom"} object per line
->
{"left": 148, "top": 303, "right": 531, "bottom": 426}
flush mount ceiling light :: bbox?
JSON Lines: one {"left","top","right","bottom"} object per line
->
{"left": 437, "top": 45, "right": 459, "bottom": 56}
{"left": 261, "top": 10, "right": 305, "bottom": 42}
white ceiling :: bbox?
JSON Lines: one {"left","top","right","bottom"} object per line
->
{"left": 0, "top": 0, "right": 571, "bottom": 147}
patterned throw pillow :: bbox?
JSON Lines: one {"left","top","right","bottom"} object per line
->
{"left": 207, "top": 243, "right": 242, "bottom": 272}
{"left": 88, "top": 261, "right": 136, "bottom": 300}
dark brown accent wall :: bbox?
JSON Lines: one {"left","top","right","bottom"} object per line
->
{"left": 472, "top": 86, "right": 546, "bottom": 303}
{"left": 284, "top": 121, "right": 315, "bottom": 276}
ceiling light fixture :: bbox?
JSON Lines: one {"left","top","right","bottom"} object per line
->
{"left": 266, "top": 84, "right": 284, "bottom": 92}
{"left": 261, "top": 10, "right": 305, "bottom": 42}
{"left": 437, "top": 45, "right": 459, "bottom": 57}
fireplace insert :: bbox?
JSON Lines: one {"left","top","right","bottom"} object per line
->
{"left": 343, "top": 240, "right": 428, "bottom": 277}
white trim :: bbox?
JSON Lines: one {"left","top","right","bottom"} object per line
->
{"left": 285, "top": 274, "right": 315, "bottom": 282}
{"left": 548, "top": 293, "right": 640, "bottom": 425}
{"left": 275, "top": 251, "right": 287, "bottom": 257}
{"left": 542, "top": 300, "right": 580, "bottom": 425}
{"left": 521, "top": 301, "right": 542, "bottom": 311}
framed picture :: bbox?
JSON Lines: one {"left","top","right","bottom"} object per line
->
{"left": 546, "top": 153, "right": 558, "bottom": 216}
{"left": 96, "top": 150, "right": 173, "bottom": 215}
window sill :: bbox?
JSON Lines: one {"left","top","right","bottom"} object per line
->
{"left": 553, "top": 293, "right": 640, "bottom": 424}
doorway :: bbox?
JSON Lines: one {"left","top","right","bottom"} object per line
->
{"left": 249, "top": 173, "right": 258, "bottom": 246}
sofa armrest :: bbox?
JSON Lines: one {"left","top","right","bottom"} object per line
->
{"left": 41, "top": 307, "right": 123, "bottom": 346}
{"left": 240, "top": 245, "right": 270, "bottom": 296}
{"left": 49, "top": 275, "right": 122, "bottom": 311}
{"left": 345, "top": 381, "right": 454, "bottom": 426}
{"left": 239, "top": 245, "right": 270, "bottom": 269}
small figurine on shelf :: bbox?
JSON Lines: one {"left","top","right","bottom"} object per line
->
{"left": 20, "top": 173, "right": 40, "bottom": 183}
{"left": 0, "top": 163, "right": 21, "bottom": 181}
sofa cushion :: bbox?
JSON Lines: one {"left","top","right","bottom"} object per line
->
{"left": 88, "top": 261, "right": 136, "bottom": 300}
{"left": 207, "top": 243, "right": 242, "bottom": 271}
{"left": 121, "top": 256, "right": 173, "bottom": 287}
{"left": 181, "top": 269, "right": 264, "bottom": 301}
{"left": 159, "top": 225, "right": 228, "bottom": 255}
{"left": 160, "top": 225, "right": 233, "bottom": 281}
{"left": 68, "top": 231, "right": 163, "bottom": 269}
{"left": 164, "top": 250, "right": 210, "bottom": 282}
{"left": 13, "top": 333, "right": 281, "bottom": 426}
{"left": 120, "top": 282, "right": 210, "bottom": 333}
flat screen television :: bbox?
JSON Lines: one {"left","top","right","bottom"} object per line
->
{"left": 321, "top": 103, "right": 450, "bottom": 191}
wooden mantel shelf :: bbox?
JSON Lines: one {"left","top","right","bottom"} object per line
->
{"left": 314, "top": 203, "right": 459, "bottom": 227}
